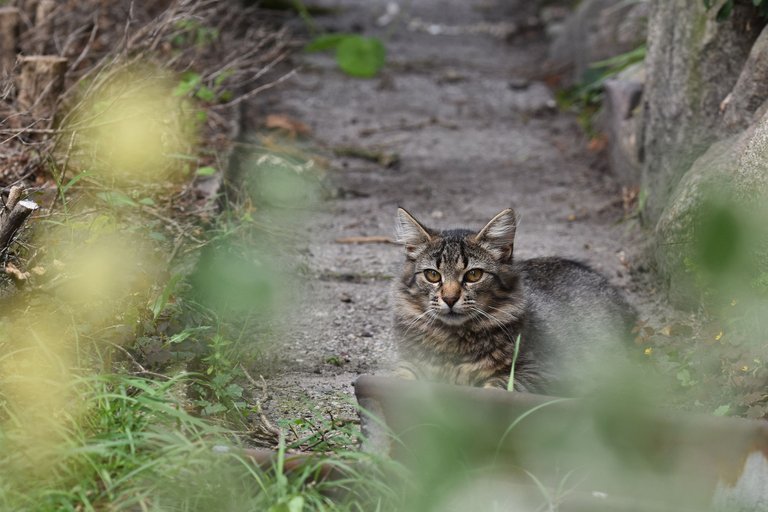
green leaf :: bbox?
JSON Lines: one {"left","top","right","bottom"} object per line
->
{"left": 716, "top": 0, "right": 734, "bottom": 21}
{"left": 270, "top": 496, "right": 305, "bottom": 512}
{"left": 60, "top": 171, "right": 91, "bottom": 195}
{"left": 167, "top": 153, "right": 199, "bottom": 161}
{"left": 195, "top": 86, "right": 216, "bottom": 102}
{"left": 138, "top": 197, "right": 156, "bottom": 206}
{"left": 335, "top": 36, "right": 386, "bottom": 78}
{"left": 97, "top": 191, "right": 138, "bottom": 208}
{"left": 203, "top": 402, "right": 227, "bottom": 415}
{"left": 676, "top": 368, "right": 698, "bottom": 387}
{"left": 590, "top": 45, "right": 646, "bottom": 70}
{"left": 196, "top": 166, "right": 216, "bottom": 176}
{"left": 173, "top": 72, "right": 201, "bottom": 96}
{"left": 213, "top": 69, "right": 234, "bottom": 88}
{"left": 713, "top": 405, "right": 730, "bottom": 416}
{"left": 304, "top": 33, "right": 349, "bottom": 52}
{"left": 287, "top": 496, "right": 305, "bottom": 512}
{"left": 225, "top": 383, "right": 244, "bottom": 398}
{"left": 152, "top": 274, "right": 183, "bottom": 320}
{"left": 167, "top": 326, "right": 210, "bottom": 344}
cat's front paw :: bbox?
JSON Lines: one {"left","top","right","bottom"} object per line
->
{"left": 481, "top": 376, "right": 509, "bottom": 390}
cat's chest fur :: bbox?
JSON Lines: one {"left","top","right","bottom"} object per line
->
{"left": 396, "top": 323, "right": 518, "bottom": 387}
{"left": 398, "top": 318, "right": 517, "bottom": 362}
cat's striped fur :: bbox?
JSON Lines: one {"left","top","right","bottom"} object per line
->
{"left": 393, "top": 208, "right": 635, "bottom": 395}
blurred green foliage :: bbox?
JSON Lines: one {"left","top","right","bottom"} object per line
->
{"left": 172, "top": 19, "right": 219, "bottom": 48}
{"left": 305, "top": 34, "right": 387, "bottom": 78}
{"left": 705, "top": 0, "right": 768, "bottom": 20}
{"left": 643, "top": 192, "right": 768, "bottom": 419}
{"left": 556, "top": 45, "right": 646, "bottom": 135}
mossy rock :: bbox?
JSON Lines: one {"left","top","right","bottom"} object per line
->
{"left": 655, "top": 115, "right": 768, "bottom": 308}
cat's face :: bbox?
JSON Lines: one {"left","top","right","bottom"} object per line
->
{"left": 395, "top": 208, "right": 523, "bottom": 328}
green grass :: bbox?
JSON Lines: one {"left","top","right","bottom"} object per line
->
{"left": 0, "top": 106, "right": 403, "bottom": 511}
{"left": 0, "top": 370, "right": 404, "bottom": 511}
{"left": 507, "top": 334, "right": 522, "bottom": 392}
{"left": 556, "top": 45, "right": 646, "bottom": 136}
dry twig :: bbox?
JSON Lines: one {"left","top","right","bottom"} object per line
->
{"left": 240, "top": 364, "right": 282, "bottom": 447}
{"left": 335, "top": 235, "right": 396, "bottom": 244}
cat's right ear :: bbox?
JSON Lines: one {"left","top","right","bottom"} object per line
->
{"left": 395, "top": 208, "right": 432, "bottom": 257}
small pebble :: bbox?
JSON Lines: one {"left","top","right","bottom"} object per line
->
{"left": 508, "top": 78, "right": 530, "bottom": 90}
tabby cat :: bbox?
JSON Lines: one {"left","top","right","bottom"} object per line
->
{"left": 393, "top": 207, "right": 635, "bottom": 395}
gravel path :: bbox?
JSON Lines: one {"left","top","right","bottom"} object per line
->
{"left": 254, "top": 0, "right": 645, "bottom": 425}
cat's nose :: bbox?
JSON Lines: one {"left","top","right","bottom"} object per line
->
{"left": 442, "top": 282, "right": 461, "bottom": 308}
{"left": 442, "top": 294, "right": 459, "bottom": 308}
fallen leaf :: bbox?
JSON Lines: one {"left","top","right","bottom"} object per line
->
{"left": 265, "top": 114, "right": 311, "bottom": 137}
{"left": 622, "top": 185, "right": 639, "bottom": 213}
{"left": 671, "top": 322, "right": 693, "bottom": 337}
{"left": 617, "top": 250, "right": 629, "bottom": 268}
{"left": 543, "top": 73, "right": 564, "bottom": 88}
{"left": 587, "top": 133, "right": 608, "bottom": 153}
{"left": 4, "top": 262, "right": 29, "bottom": 281}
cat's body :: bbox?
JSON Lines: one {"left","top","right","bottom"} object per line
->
{"left": 393, "top": 208, "right": 635, "bottom": 395}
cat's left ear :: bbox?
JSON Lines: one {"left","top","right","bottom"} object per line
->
{"left": 475, "top": 208, "right": 516, "bottom": 261}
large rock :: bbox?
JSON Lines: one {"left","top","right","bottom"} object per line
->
{"left": 722, "top": 24, "right": 768, "bottom": 131}
{"left": 549, "top": 0, "right": 649, "bottom": 84}
{"left": 655, "top": 110, "right": 768, "bottom": 307}
{"left": 640, "top": 1, "right": 764, "bottom": 224}
{"left": 601, "top": 63, "right": 645, "bottom": 186}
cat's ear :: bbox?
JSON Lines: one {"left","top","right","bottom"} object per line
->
{"left": 395, "top": 208, "right": 432, "bottom": 257}
{"left": 475, "top": 208, "right": 516, "bottom": 261}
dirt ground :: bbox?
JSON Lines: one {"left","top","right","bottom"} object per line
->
{"left": 253, "top": 0, "right": 649, "bottom": 425}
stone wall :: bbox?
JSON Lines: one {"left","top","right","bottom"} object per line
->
{"left": 640, "top": 0, "right": 763, "bottom": 224}
{"left": 549, "top": 0, "right": 768, "bottom": 306}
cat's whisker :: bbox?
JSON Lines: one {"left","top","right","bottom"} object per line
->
{"left": 469, "top": 306, "right": 516, "bottom": 343}
{"left": 400, "top": 309, "right": 434, "bottom": 338}
{"left": 482, "top": 303, "right": 519, "bottom": 320}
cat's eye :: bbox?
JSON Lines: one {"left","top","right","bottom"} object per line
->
{"left": 464, "top": 268, "right": 484, "bottom": 283}
{"left": 423, "top": 269, "right": 441, "bottom": 283}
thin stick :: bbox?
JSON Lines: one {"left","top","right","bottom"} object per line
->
{"left": 5, "top": 185, "right": 22, "bottom": 211}
{"left": 240, "top": 364, "right": 282, "bottom": 440}
{"left": 335, "top": 235, "right": 395, "bottom": 244}
{"left": 0, "top": 199, "right": 38, "bottom": 253}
